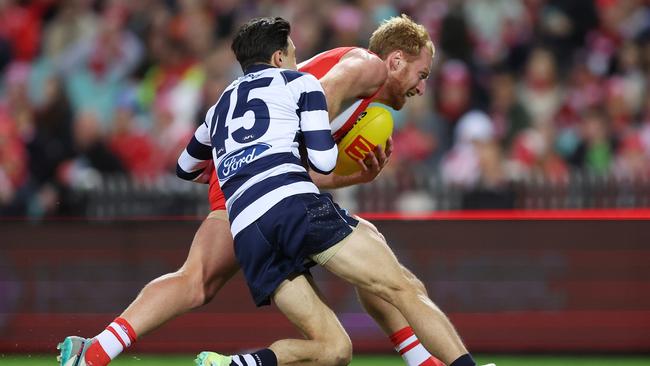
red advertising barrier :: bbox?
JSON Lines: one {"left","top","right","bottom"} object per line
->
{"left": 1, "top": 212, "right": 649, "bottom": 353}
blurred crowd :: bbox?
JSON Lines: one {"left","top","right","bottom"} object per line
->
{"left": 1, "top": 0, "right": 650, "bottom": 216}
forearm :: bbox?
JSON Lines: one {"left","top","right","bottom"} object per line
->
{"left": 310, "top": 170, "right": 366, "bottom": 189}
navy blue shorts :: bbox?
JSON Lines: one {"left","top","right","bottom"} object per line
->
{"left": 234, "top": 193, "right": 358, "bottom": 306}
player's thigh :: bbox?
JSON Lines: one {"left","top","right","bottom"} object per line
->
{"left": 273, "top": 275, "right": 348, "bottom": 341}
{"left": 182, "top": 212, "right": 239, "bottom": 283}
{"left": 353, "top": 218, "right": 422, "bottom": 284}
{"left": 352, "top": 218, "right": 426, "bottom": 293}
{"left": 353, "top": 216, "right": 385, "bottom": 241}
{"left": 321, "top": 220, "right": 405, "bottom": 292}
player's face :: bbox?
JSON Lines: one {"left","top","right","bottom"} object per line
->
{"left": 385, "top": 47, "right": 433, "bottom": 110}
{"left": 280, "top": 37, "right": 298, "bottom": 70}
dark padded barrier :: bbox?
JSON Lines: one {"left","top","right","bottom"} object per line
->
{"left": 1, "top": 218, "right": 649, "bottom": 353}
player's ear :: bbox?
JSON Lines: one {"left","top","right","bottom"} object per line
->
{"left": 389, "top": 50, "right": 404, "bottom": 71}
{"left": 271, "top": 49, "right": 283, "bottom": 67}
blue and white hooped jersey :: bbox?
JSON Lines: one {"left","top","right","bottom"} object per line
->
{"left": 177, "top": 64, "right": 337, "bottom": 237}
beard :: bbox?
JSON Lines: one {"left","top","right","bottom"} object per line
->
{"left": 385, "top": 78, "right": 408, "bottom": 110}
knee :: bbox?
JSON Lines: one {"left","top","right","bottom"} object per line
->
{"left": 159, "top": 267, "right": 206, "bottom": 309}
{"left": 324, "top": 336, "right": 352, "bottom": 366}
{"left": 410, "top": 276, "right": 428, "bottom": 297}
{"left": 372, "top": 274, "right": 423, "bottom": 307}
{"left": 184, "top": 269, "right": 210, "bottom": 308}
{"left": 401, "top": 266, "right": 428, "bottom": 296}
{"left": 177, "top": 264, "right": 229, "bottom": 308}
{"left": 373, "top": 265, "right": 429, "bottom": 304}
{"left": 312, "top": 322, "right": 352, "bottom": 366}
{"left": 199, "top": 269, "right": 228, "bottom": 305}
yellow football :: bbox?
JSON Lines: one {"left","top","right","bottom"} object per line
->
{"left": 334, "top": 105, "right": 394, "bottom": 176}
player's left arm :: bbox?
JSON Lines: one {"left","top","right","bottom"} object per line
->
{"left": 176, "top": 122, "right": 213, "bottom": 183}
{"left": 309, "top": 136, "right": 393, "bottom": 189}
{"left": 309, "top": 50, "right": 391, "bottom": 188}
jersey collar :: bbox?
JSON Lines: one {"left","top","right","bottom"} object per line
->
{"left": 244, "top": 63, "right": 275, "bottom": 75}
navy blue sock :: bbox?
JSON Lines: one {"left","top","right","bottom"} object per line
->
{"left": 231, "top": 348, "right": 277, "bottom": 366}
{"left": 450, "top": 353, "right": 476, "bottom": 366}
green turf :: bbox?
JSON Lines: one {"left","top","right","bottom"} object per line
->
{"left": 2, "top": 354, "right": 649, "bottom": 365}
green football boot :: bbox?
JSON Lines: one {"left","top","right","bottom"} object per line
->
{"left": 195, "top": 351, "right": 233, "bottom": 366}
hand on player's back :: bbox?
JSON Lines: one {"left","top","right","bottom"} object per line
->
{"left": 352, "top": 137, "right": 393, "bottom": 183}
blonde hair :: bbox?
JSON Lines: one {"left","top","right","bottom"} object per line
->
{"left": 369, "top": 14, "right": 434, "bottom": 60}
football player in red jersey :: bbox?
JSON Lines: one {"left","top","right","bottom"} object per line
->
{"left": 59, "top": 15, "right": 447, "bottom": 366}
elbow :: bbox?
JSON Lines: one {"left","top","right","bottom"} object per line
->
{"left": 310, "top": 163, "right": 335, "bottom": 175}
{"left": 309, "top": 148, "right": 338, "bottom": 175}
{"left": 176, "top": 163, "right": 194, "bottom": 181}
{"left": 176, "top": 163, "right": 205, "bottom": 182}
{"left": 176, "top": 164, "right": 188, "bottom": 180}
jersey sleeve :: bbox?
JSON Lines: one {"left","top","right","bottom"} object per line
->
{"left": 176, "top": 121, "right": 213, "bottom": 183}
{"left": 292, "top": 73, "right": 337, "bottom": 174}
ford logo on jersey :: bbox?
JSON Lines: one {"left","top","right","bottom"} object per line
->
{"left": 218, "top": 143, "right": 271, "bottom": 181}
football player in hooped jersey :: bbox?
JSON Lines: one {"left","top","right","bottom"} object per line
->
{"left": 182, "top": 17, "right": 483, "bottom": 366}
{"left": 56, "top": 15, "right": 465, "bottom": 366}
{"left": 203, "top": 15, "right": 446, "bottom": 366}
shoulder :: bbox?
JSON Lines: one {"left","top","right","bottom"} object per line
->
{"left": 339, "top": 48, "right": 385, "bottom": 70}
{"left": 298, "top": 47, "right": 355, "bottom": 69}
{"left": 280, "top": 69, "right": 320, "bottom": 89}
{"left": 279, "top": 69, "right": 307, "bottom": 84}
{"left": 337, "top": 48, "right": 387, "bottom": 93}
{"left": 274, "top": 69, "right": 322, "bottom": 103}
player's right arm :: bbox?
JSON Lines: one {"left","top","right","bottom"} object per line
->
{"left": 319, "top": 48, "right": 387, "bottom": 119}
{"left": 290, "top": 72, "right": 338, "bottom": 174}
{"left": 176, "top": 119, "right": 213, "bottom": 183}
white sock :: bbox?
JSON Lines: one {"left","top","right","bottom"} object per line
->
{"left": 94, "top": 320, "right": 134, "bottom": 359}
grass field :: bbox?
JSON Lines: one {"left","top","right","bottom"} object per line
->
{"left": 2, "top": 354, "right": 650, "bottom": 365}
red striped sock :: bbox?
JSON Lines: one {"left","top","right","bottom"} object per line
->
{"left": 85, "top": 317, "right": 137, "bottom": 366}
{"left": 84, "top": 341, "right": 111, "bottom": 366}
{"left": 389, "top": 326, "right": 446, "bottom": 366}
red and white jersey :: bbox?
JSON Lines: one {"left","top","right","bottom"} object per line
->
{"left": 299, "top": 47, "right": 382, "bottom": 141}
{"left": 207, "top": 47, "right": 382, "bottom": 211}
